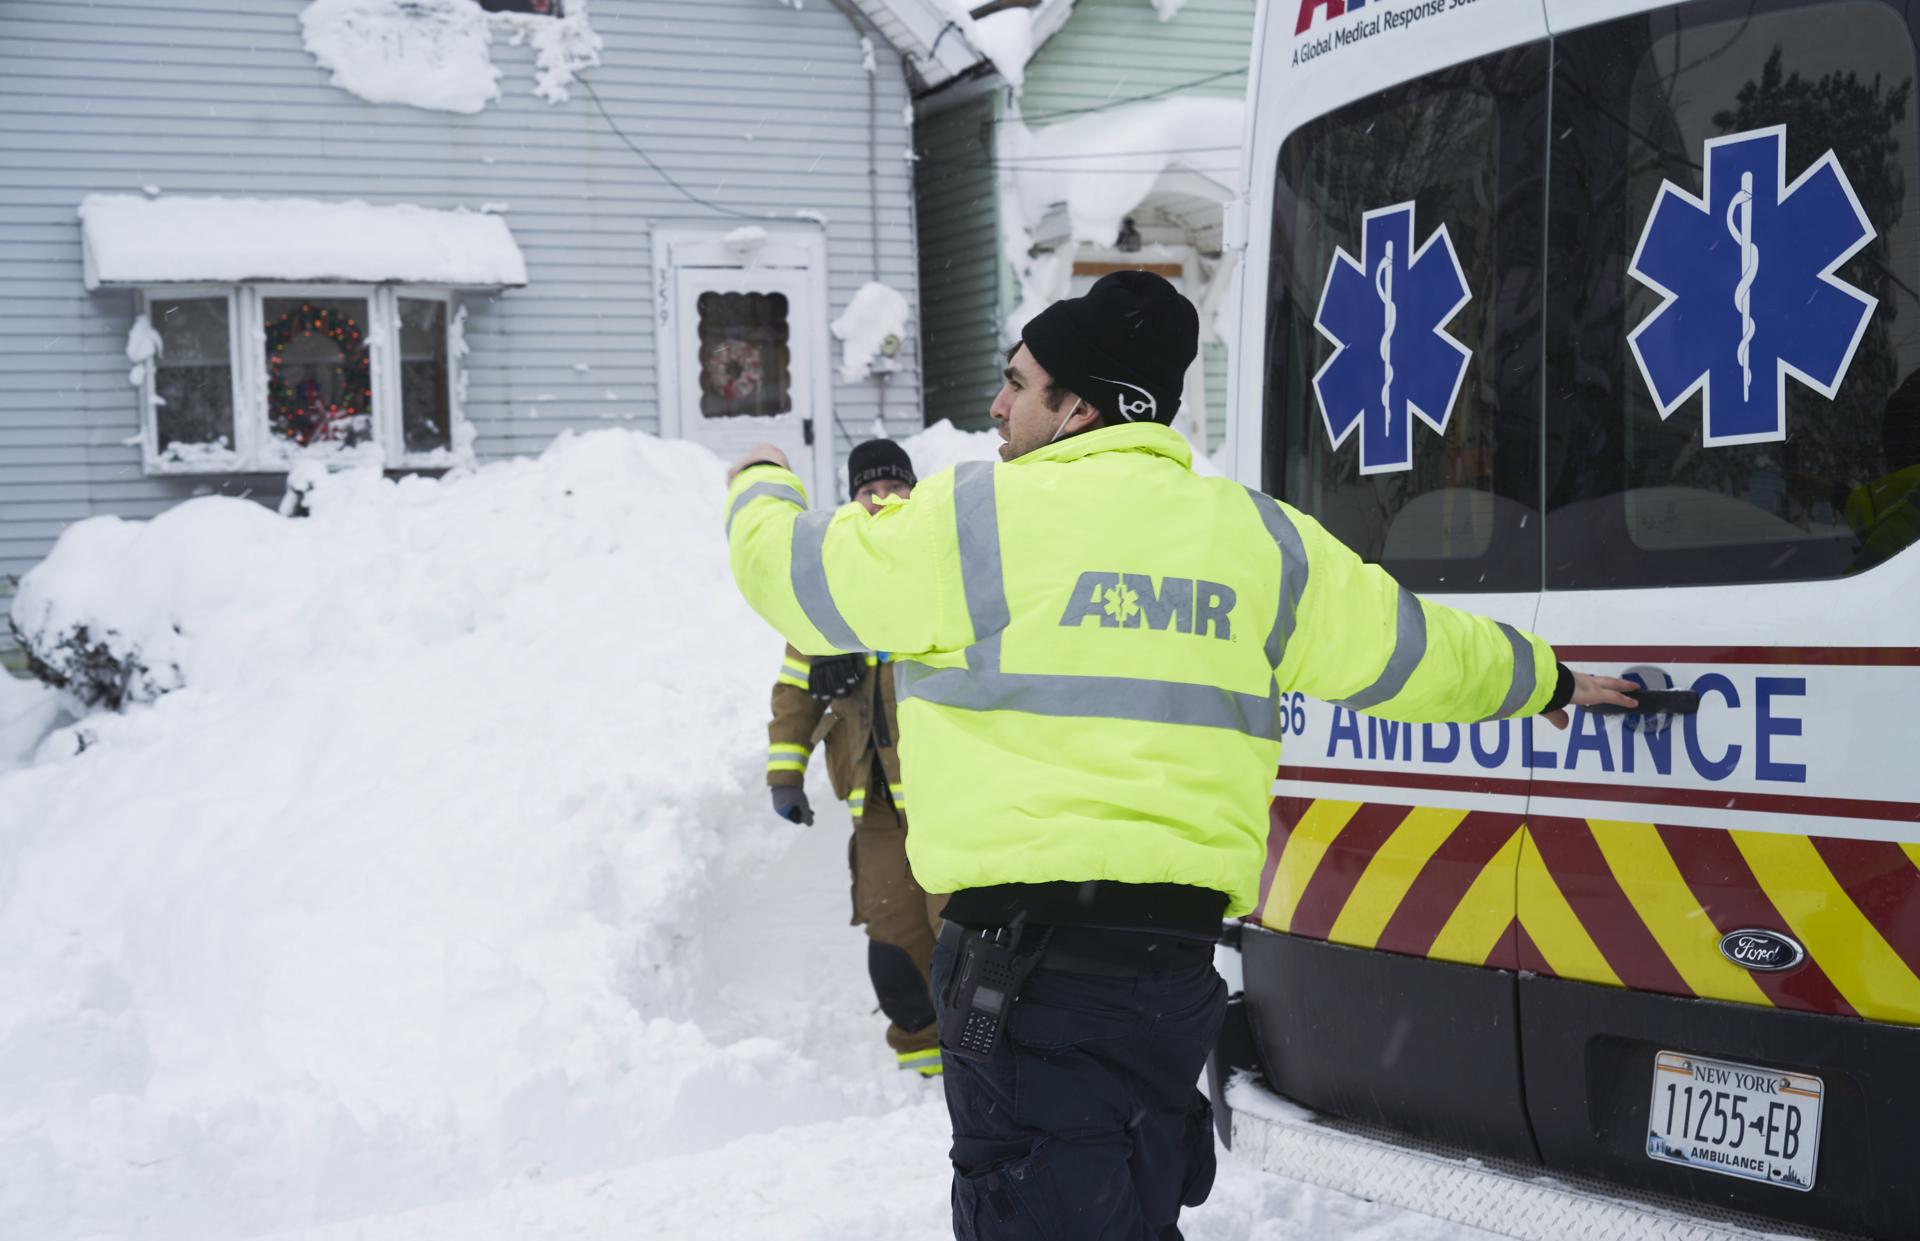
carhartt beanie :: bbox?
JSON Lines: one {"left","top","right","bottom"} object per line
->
{"left": 847, "top": 438, "right": 916, "bottom": 497}
{"left": 1020, "top": 270, "right": 1200, "bottom": 426}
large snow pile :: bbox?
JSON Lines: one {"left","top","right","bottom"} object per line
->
{"left": 0, "top": 430, "right": 911, "bottom": 1240}
{"left": 300, "top": 0, "right": 601, "bottom": 114}
{"left": 2, "top": 421, "right": 1337, "bottom": 1241}
{"left": 0, "top": 673, "right": 64, "bottom": 775}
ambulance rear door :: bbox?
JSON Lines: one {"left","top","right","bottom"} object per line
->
{"left": 1522, "top": 1, "right": 1920, "bottom": 1233}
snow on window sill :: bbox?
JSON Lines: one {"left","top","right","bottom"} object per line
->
{"left": 143, "top": 440, "right": 472, "bottom": 477}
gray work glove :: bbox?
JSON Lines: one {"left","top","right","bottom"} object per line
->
{"left": 771, "top": 786, "right": 814, "bottom": 826}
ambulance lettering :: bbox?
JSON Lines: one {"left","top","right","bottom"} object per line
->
{"left": 1317, "top": 672, "right": 1810, "bottom": 784}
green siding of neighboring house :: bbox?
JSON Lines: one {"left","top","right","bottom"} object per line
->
{"left": 1018, "top": 0, "right": 1255, "bottom": 121}
{"left": 915, "top": 90, "right": 1006, "bottom": 432}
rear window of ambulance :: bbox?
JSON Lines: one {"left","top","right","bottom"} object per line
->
{"left": 1263, "top": 44, "right": 1551, "bottom": 594}
{"left": 1544, "top": 0, "right": 1920, "bottom": 587}
{"left": 1264, "top": 0, "right": 1920, "bottom": 592}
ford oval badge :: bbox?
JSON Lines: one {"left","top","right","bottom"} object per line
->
{"left": 1719, "top": 929, "right": 1806, "bottom": 972}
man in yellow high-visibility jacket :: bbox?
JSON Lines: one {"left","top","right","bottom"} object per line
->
{"left": 722, "top": 271, "right": 1635, "bottom": 1240}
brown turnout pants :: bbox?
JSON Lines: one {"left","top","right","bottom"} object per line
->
{"left": 851, "top": 789, "right": 948, "bottom": 1055}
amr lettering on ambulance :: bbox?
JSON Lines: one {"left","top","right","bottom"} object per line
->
{"left": 1228, "top": 0, "right": 1920, "bottom": 1233}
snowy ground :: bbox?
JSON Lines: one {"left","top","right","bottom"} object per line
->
{"left": 2, "top": 425, "right": 1489, "bottom": 1240}
{"left": 260, "top": 803, "right": 1497, "bottom": 1241}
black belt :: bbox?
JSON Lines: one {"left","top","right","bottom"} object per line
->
{"left": 938, "top": 920, "right": 1214, "bottom": 978}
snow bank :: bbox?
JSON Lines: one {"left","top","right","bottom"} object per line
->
{"left": 0, "top": 674, "right": 65, "bottom": 775}
{"left": 261, "top": 1091, "right": 1500, "bottom": 1241}
{"left": 896, "top": 418, "right": 1001, "bottom": 477}
{"left": 300, "top": 0, "right": 600, "bottom": 115}
{"left": 893, "top": 417, "right": 1218, "bottom": 479}
{"left": 830, "top": 281, "right": 912, "bottom": 383}
{"left": 80, "top": 195, "right": 528, "bottom": 290}
{"left": 0, "top": 430, "right": 905, "bottom": 1240}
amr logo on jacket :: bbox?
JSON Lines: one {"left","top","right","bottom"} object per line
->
{"left": 1058, "top": 572, "right": 1237, "bottom": 639}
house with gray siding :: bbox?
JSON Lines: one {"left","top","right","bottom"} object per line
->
{"left": 2, "top": 0, "right": 994, "bottom": 667}
{"left": 913, "top": 0, "right": 1255, "bottom": 450}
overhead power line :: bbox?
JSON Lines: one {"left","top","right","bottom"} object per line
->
{"left": 998, "top": 66, "right": 1250, "bottom": 126}
{"left": 580, "top": 78, "right": 796, "bottom": 223}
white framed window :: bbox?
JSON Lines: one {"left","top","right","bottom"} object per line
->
{"left": 134, "top": 284, "right": 468, "bottom": 476}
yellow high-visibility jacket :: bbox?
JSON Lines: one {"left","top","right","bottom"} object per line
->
{"left": 726, "top": 423, "right": 1556, "bottom": 917}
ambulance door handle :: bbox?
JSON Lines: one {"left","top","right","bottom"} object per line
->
{"left": 1591, "top": 689, "right": 1700, "bottom": 716}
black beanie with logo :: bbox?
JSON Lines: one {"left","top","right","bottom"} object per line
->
{"left": 847, "top": 438, "right": 916, "bottom": 497}
{"left": 1020, "top": 269, "right": 1200, "bottom": 426}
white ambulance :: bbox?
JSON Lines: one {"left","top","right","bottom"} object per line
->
{"left": 1213, "top": 0, "right": 1920, "bottom": 1236}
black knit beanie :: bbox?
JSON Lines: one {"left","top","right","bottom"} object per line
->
{"left": 847, "top": 438, "right": 916, "bottom": 497}
{"left": 1020, "top": 270, "right": 1200, "bottom": 426}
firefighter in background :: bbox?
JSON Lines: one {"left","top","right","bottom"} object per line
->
{"left": 765, "top": 439, "right": 947, "bottom": 1077}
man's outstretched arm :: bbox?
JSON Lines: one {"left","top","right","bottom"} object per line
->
{"left": 1265, "top": 498, "right": 1636, "bottom": 726}
{"left": 724, "top": 444, "right": 971, "bottom": 658}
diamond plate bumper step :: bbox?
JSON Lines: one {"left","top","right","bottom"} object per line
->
{"left": 1223, "top": 1077, "right": 1862, "bottom": 1241}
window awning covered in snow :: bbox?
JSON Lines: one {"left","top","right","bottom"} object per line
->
{"left": 78, "top": 194, "right": 529, "bottom": 290}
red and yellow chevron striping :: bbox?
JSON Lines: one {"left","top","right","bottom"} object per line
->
{"left": 1254, "top": 798, "right": 1920, "bottom": 1026}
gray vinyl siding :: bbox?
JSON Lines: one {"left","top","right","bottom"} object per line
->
{"left": 1016, "top": 0, "right": 1255, "bottom": 120}
{"left": 0, "top": 0, "right": 923, "bottom": 605}
{"left": 913, "top": 90, "right": 1003, "bottom": 432}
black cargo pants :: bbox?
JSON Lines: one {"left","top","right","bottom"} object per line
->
{"left": 931, "top": 927, "right": 1228, "bottom": 1240}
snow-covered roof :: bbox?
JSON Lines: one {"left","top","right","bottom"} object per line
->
{"left": 853, "top": 0, "right": 1073, "bottom": 92}
{"left": 78, "top": 194, "right": 529, "bottom": 290}
{"left": 1003, "top": 96, "right": 1245, "bottom": 247}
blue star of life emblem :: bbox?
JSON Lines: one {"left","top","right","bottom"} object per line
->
{"left": 1312, "top": 201, "right": 1472, "bottom": 475}
{"left": 1628, "top": 125, "right": 1877, "bottom": 446}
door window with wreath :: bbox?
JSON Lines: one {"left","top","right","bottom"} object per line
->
{"left": 697, "top": 291, "right": 792, "bottom": 418}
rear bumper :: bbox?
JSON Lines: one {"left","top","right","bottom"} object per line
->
{"left": 1520, "top": 968, "right": 1920, "bottom": 1239}
{"left": 1216, "top": 925, "right": 1919, "bottom": 1239}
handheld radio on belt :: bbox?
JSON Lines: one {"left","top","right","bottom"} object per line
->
{"left": 939, "top": 922, "right": 1054, "bottom": 1062}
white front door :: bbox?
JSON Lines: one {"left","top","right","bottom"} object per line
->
{"left": 655, "top": 229, "right": 830, "bottom": 501}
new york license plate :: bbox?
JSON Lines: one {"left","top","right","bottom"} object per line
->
{"left": 1645, "top": 1051, "right": 1822, "bottom": 1191}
